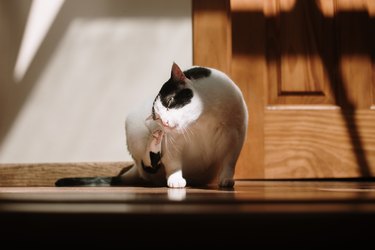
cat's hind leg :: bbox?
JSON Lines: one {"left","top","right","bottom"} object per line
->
{"left": 217, "top": 134, "right": 244, "bottom": 188}
{"left": 115, "top": 163, "right": 145, "bottom": 185}
{"left": 218, "top": 158, "right": 236, "bottom": 188}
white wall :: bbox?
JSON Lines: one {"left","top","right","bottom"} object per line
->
{"left": 0, "top": 0, "right": 192, "bottom": 163}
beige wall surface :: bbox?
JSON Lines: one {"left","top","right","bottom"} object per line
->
{"left": 0, "top": 0, "right": 192, "bottom": 163}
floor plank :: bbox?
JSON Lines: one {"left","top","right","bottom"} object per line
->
{"left": 1, "top": 180, "right": 375, "bottom": 246}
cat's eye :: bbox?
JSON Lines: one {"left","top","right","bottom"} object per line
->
{"left": 167, "top": 96, "right": 174, "bottom": 109}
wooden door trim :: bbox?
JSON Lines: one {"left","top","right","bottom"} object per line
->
{"left": 192, "top": 0, "right": 232, "bottom": 74}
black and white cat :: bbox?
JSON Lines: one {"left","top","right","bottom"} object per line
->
{"left": 56, "top": 63, "right": 248, "bottom": 188}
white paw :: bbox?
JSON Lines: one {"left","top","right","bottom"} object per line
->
{"left": 167, "top": 171, "right": 186, "bottom": 188}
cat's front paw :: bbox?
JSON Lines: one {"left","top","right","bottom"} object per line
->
{"left": 152, "top": 129, "right": 164, "bottom": 145}
{"left": 149, "top": 129, "right": 164, "bottom": 153}
{"left": 167, "top": 171, "right": 186, "bottom": 188}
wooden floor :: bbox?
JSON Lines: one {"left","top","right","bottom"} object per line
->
{"left": 1, "top": 180, "right": 375, "bottom": 246}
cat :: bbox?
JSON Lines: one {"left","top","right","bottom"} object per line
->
{"left": 56, "top": 62, "right": 248, "bottom": 188}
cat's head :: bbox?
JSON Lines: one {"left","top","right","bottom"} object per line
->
{"left": 151, "top": 63, "right": 203, "bottom": 133}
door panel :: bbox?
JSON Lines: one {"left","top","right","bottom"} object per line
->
{"left": 193, "top": 0, "right": 375, "bottom": 179}
{"left": 265, "top": 110, "right": 375, "bottom": 178}
{"left": 336, "top": 0, "right": 374, "bottom": 109}
{"left": 268, "top": 0, "right": 336, "bottom": 105}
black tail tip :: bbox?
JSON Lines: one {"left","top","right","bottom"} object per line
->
{"left": 55, "top": 177, "right": 82, "bottom": 187}
{"left": 55, "top": 176, "right": 116, "bottom": 187}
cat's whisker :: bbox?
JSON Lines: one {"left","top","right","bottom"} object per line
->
{"left": 186, "top": 127, "right": 193, "bottom": 143}
{"left": 165, "top": 134, "right": 171, "bottom": 152}
{"left": 169, "top": 133, "right": 176, "bottom": 143}
{"left": 188, "top": 126, "right": 194, "bottom": 137}
{"left": 172, "top": 135, "right": 182, "bottom": 153}
{"left": 181, "top": 127, "right": 189, "bottom": 143}
{"left": 165, "top": 133, "right": 177, "bottom": 155}
{"left": 169, "top": 133, "right": 182, "bottom": 154}
{"left": 185, "top": 126, "right": 194, "bottom": 142}
{"left": 166, "top": 133, "right": 172, "bottom": 145}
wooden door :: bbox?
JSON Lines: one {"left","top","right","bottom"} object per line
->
{"left": 193, "top": 0, "right": 375, "bottom": 179}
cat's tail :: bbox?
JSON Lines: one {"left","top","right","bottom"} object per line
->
{"left": 55, "top": 164, "right": 143, "bottom": 187}
{"left": 55, "top": 176, "right": 122, "bottom": 187}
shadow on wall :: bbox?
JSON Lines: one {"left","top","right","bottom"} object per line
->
{"left": 0, "top": 0, "right": 192, "bottom": 163}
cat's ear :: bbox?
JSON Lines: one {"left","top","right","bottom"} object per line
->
{"left": 171, "top": 62, "right": 186, "bottom": 82}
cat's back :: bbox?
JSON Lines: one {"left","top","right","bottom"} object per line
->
{"left": 184, "top": 66, "right": 247, "bottom": 120}
{"left": 184, "top": 66, "right": 243, "bottom": 100}
{"left": 184, "top": 66, "right": 233, "bottom": 86}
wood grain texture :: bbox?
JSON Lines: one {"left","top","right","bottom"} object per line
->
{"left": 279, "top": 1, "right": 324, "bottom": 94}
{"left": 192, "top": 0, "right": 231, "bottom": 74}
{"left": 265, "top": 110, "right": 375, "bottom": 178}
{"left": 335, "top": 0, "right": 373, "bottom": 11}
{"left": 231, "top": 2, "right": 266, "bottom": 179}
{"left": 231, "top": 0, "right": 263, "bottom": 11}
{"left": 336, "top": 0, "right": 374, "bottom": 109}
{"left": 0, "top": 162, "right": 131, "bottom": 187}
{"left": 266, "top": 0, "right": 336, "bottom": 105}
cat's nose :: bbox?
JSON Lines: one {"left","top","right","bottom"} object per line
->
{"left": 162, "top": 120, "right": 169, "bottom": 127}
{"left": 163, "top": 120, "right": 175, "bottom": 128}
{"left": 161, "top": 120, "right": 176, "bottom": 129}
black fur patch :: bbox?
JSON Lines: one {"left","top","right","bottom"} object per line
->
{"left": 155, "top": 67, "right": 210, "bottom": 111}
{"left": 142, "top": 160, "right": 161, "bottom": 174}
{"left": 159, "top": 78, "right": 193, "bottom": 109}
{"left": 150, "top": 152, "right": 161, "bottom": 168}
{"left": 184, "top": 67, "right": 211, "bottom": 80}
{"left": 151, "top": 95, "right": 159, "bottom": 120}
